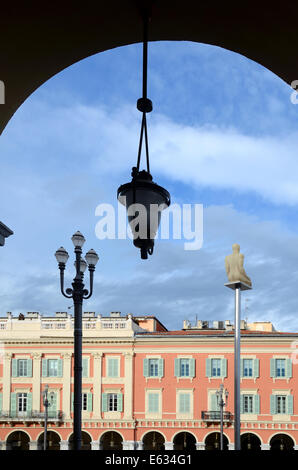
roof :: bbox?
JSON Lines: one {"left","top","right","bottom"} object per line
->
{"left": 136, "top": 329, "right": 298, "bottom": 337}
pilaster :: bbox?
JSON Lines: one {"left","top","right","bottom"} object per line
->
{"left": 2, "top": 352, "right": 12, "bottom": 412}
{"left": 32, "top": 352, "right": 42, "bottom": 411}
{"left": 93, "top": 352, "right": 103, "bottom": 418}
{"left": 123, "top": 351, "right": 134, "bottom": 419}
{"left": 62, "top": 352, "right": 72, "bottom": 419}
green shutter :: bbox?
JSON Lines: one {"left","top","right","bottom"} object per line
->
{"left": 117, "top": 393, "right": 123, "bottom": 412}
{"left": 102, "top": 393, "right": 108, "bottom": 412}
{"left": 71, "top": 393, "right": 74, "bottom": 412}
{"left": 240, "top": 359, "right": 244, "bottom": 378}
{"left": 206, "top": 358, "right": 211, "bottom": 377}
{"left": 253, "top": 359, "right": 259, "bottom": 378}
{"left": 27, "top": 359, "right": 33, "bottom": 377}
{"left": 148, "top": 393, "right": 158, "bottom": 413}
{"left": 82, "top": 358, "right": 88, "bottom": 378}
{"left": 108, "top": 358, "right": 118, "bottom": 378}
{"left": 270, "top": 359, "right": 276, "bottom": 378}
{"left": 57, "top": 359, "right": 63, "bottom": 377}
{"left": 158, "top": 358, "right": 164, "bottom": 378}
{"left": 240, "top": 394, "right": 244, "bottom": 414}
{"left": 254, "top": 395, "right": 260, "bottom": 414}
{"left": 10, "top": 393, "right": 17, "bottom": 414}
{"left": 287, "top": 395, "right": 293, "bottom": 415}
{"left": 179, "top": 393, "right": 190, "bottom": 413}
{"left": 174, "top": 359, "right": 180, "bottom": 377}
{"left": 11, "top": 359, "right": 17, "bottom": 377}
{"left": 143, "top": 358, "right": 149, "bottom": 377}
{"left": 210, "top": 394, "right": 218, "bottom": 411}
{"left": 270, "top": 395, "right": 276, "bottom": 415}
{"left": 222, "top": 358, "right": 227, "bottom": 378}
{"left": 49, "top": 392, "right": 57, "bottom": 413}
{"left": 42, "top": 359, "right": 48, "bottom": 377}
{"left": 190, "top": 359, "right": 195, "bottom": 378}
{"left": 87, "top": 393, "right": 93, "bottom": 412}
{"left": 286, "top": 358, "right": 292, "bottom": 378}
{"left": 27, "top": 393, "right": 32, "bottom": 414}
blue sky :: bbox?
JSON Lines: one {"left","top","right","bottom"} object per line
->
{"left": 1, "top": 41, "right": 298, "bottom": 331}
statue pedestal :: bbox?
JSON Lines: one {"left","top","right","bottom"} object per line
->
{"left": 224, "top": 281, "right": 252, "bottom": 291}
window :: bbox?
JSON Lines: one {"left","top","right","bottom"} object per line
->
{"left": 179, "top": 393, "right": 190, "bottom": 413}
{"left": 276, "top": 395, "right": 286, "bottom": 414}
{"left": 270, "top": 358, "right": 292, "bottom": 379}
{"left": 102, "top": 392, "right": 123, "bottom": 412}
{"left": 276, "top": 359, "right": 286, "bottom": 377}
{"left": 11, "top": 358, "right": 32, "bottom": 378}
{"left": 211, "top": 359, "right": 221, "bottom": 377}
{"left": 18, "top": 360, "right": 28, "bottom": 377}
{"left": 42, "top": 358, "right": 63, "bottom": 378}
{"left": 243, "top": 395, "right": 253, "bottom": 413}
{"left": 143, "top": 358, "right": 164, "bottom": 378}
{"left": 174, "top": 358, "right": 195, "bottom": 378}
{"left": 270, "top": 394, "right": 293, "bottom": 415}
{"left": 148, "top": 393, "right": 159, "bottom": 413}
{"left": 149, "top": 359, "right": 159, "bottom": 377}
{"left": 243, "top": 359, "right": 253, "bottom": 378}
{"left": 107, "top": 358, "right": 119, "bottom": 378}
{"left": 180, "top": 359, "right": 190, "bottom": 377}
{"left": 82, "top": 393, "right": 88, "bottom": 411}
{"left": 18, "top": 393, "right": 27, "bottom": 413}
{"left": 48, "top": 359, "right": 58, "bottom": 377}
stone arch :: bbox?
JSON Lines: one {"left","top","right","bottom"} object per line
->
{"left": 99, "top": 430, "right": 123, "bottom": 450}
{"left": 172, "top": 431, "right": 197, "bottom": 451}
{"left": 204, "top": 431, "right": 229, "bottom": 451}
{"left": 142, "top": 431, "right": 165, "bottom": 450}
{"left": 68, "top": 431, "right": 92, "bottom": 450}
{"left": 269, "top": 433, "right": 295, "bottom": 451}
{"left": 0, "top": 3, "right": 296, "bottom": 134}
{"left": 240, "top": 432, "right": 262, "bottom": 451}
{"left": 6, "top": 430, "right": 31, "bottom": 450}
{"left": 37, "top": 430, "right": 61, "bottom": 451}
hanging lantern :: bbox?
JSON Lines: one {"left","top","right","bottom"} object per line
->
{"left": 117, "top": 9, "right": 170, "bottom": 260}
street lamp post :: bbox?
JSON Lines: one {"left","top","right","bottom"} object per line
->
{"left": 43, "top": 384, "right": 54, "bottom": 451}
{"left": 55, "top": 231, "right": 99, "bottom": 451}
{"left": 216, "top": 384, "right": 229, "bottom": 451}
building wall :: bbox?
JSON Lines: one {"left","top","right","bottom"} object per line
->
{"left": 0, "top": 315, "right": 298, "bottom": 450}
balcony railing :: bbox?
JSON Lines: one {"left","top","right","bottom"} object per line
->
{"left": 0, "top": 410, "right": 64, "bottom": 421}
{"left": 201, "top": 411, "right": 233, "bottom": 422}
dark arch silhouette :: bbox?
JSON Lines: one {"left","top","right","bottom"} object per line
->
{"left": 173, "top": 432, "right": 196, "bottom": 451}
{"left": 142, "top": 431, "right": 165, "bottom": 450}
{"left": 269, "top": 433, "right": 295, "bottom": 451}
{"left": 37, "top": 430, "right": 61, "bottom": 451}
{"left": 0, "top": 2, "right": 296, "bottom": 134}
{"left": 205, "top": 432, "right": 229, "bottom": 451}
{"left": 68, "top": 431, "right": 92, "bottom": 450}
{"left": 241, "top": 433, "right": 262, "bottom": 451}
{"left": 100, "top": 431, "right": 123, "bottom": 450}
{"left": 6, "top": 431, "right": 30, "bottom": 450}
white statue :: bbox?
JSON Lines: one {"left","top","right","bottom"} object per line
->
{"left": 225, "top": 243, "right": 252, "bottom": 287}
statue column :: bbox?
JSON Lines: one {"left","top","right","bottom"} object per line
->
{"left": 2, "top": 352, "right": 12, "bottom": 412}
{"left": 62, "top": 352, "right": 72, "bottom": 419}
{"left": 92, "top": 352, "right": 103, "bottom": 418}
{"left": 124, "top": 351, "right": 134, "bottom": 420}
{"left": 32, "top": 352, "right": 42, "bottom": 411}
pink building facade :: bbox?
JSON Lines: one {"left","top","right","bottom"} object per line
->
{"left": 0, "top": 311, "right": 297, "bottom": 450}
